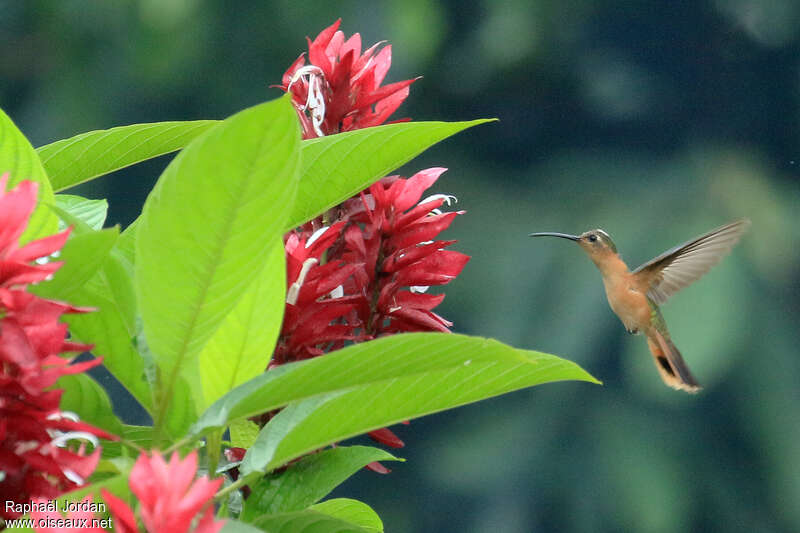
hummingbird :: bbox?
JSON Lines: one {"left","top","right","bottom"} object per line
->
{"left": 530, "top": 219, "right": 750, "bottom": 392}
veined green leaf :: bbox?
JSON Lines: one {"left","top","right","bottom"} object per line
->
{"left": 29, "top": 226, "right": 118, "bottom": 302}
{"left": 239, "top": 336, "right": 596, "bottom": 473}
{"left": 54, "top": 194, "right": 108, "bottom": 230}
{"left": 64, "top": 248, "right": 152, "bottom": 414}
{"left": 0, "top": 108, "right": 57, "bottom": 242}
{"left": 230, "top": 419, "right": 260, "bottom": 449}
{"left": 219, "top": 522, "right": 266, "bottom": 533}
{"left": 286, "top": 119, "right": 493, "bottom": 229}
{"left": 100, "top": 425, "right": 154, "bottom": 458}
{"left": 197, "top": 239, "right": 285, "bottom": 411}
{"left": 311, "top": 499, "right": 383, "bottom": 533}
{"left": 38, "top": 118, "right": 491, "bottom": 231}
{"left": 37, "top": 120, "right": 216, "bottom": 191}
{"left": 251, "top": 508, "right": 376, "bottom": 533}
{"left": 193, "top": 333, "right": 597, "bottom": 437}
{"left": 135, "top": 96, "right": 300, "bottom": 436}
{"left": 56, "top": 373, "right": 124, "bottom": 435}
{"left": 241, "top": 446, "right": 400, "bottom": 518}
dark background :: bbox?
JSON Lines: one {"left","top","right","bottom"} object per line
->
{"left": 3, "top": 1, "right": 799, "bottom": 532}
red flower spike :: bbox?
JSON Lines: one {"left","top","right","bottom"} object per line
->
{"left": 381, "top": 240, "right": 457, "bottom": 273}
{"left": 280, "top": 19, "right": 417, "bottom": 138}
{"left": 0, "top": 178, "right": 111, "bottom": 519}
{"left": 270, "top": 20, "right": 469, "bottom": 472}
{"left": 105, "top": 450, "right": 226, "bottom": 533}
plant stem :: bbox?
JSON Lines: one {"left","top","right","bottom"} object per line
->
{"left": 206, "top": 429, "right": 223, "bottom": 478}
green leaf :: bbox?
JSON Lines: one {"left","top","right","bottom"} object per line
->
{"left": 230, "top": 419, "right": 261, "bottom": 449}
{"left": 311, "top": 499, "right": 383, "bottom": 533}
{"left": 36, "top": 120, "right": 217, "bottom": 192}
{"left": 64, "top": 249, "right": 152, "bottom": 414}
{"left": 135, "top": 96, "right": 300, "bottom": 435}
{"left": 286, "top": 119, "right": 493, "bottom": 229}
{"left": 251, "top": 509, "right": 375, "bottom": 533}
{"left": 242, "top": 446, "right": 400, "bottom": 518}
{"left": 54, "top": 194, "right": 108, "bottom": 230}
{"left": 193, "top": 333, "right": 597, "bottom": 437}
{"left": 0, "top": 107, "right": 58, "bottom": 242}
{"left": 29, "top": 226, "right": 119, "bottom": 301}
{"left": 219, "top": 522, "right": 267, "bottom": 533}
{"left": 238, "top": 335, "right": 597, "bottom": 474}
{"left": 100, "top": 425, "right": 154, "bottom": 458}
{"left": 82, "top": 119, "right": 491, "bottom": 242}
{"left": 197, "top": 239, "right": 285, "bottom": 411}
{"left": 56, "top": 373, "right": 124, "bottom": 435}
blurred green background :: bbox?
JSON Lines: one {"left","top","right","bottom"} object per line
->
{"left": 3, "top": 1, "right": 799, "bottom": 531}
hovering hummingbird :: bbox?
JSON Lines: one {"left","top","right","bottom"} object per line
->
{"left": 530, "top": 219, "right": 750, "bottom": 392}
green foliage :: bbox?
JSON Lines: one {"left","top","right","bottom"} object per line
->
{"left": 194, "top": 333, "right": 596, "bottom": 437}
{"left": 239, "top": 335, "right": 595, "bottom": 475}
{"left": 242, "top": 446, "right": 401, "bottom": 519}
{"left": 37, "top": 120, "right": 217, "bottom": 191}
{"left": 4, "top": 90, "right": 595, "bottom": 531}
{"left": 0, "top": 108, "right": 57, "bottom": 242}
{"left": 62, "top": 234, "right": 154, "bottom": 414}
{"left": 311, "top": 499, "right": 384, "bottom": 532}
{"left": 56, "top": 373, "right": 124, "bottom": 435}
{"left": 30, "top": 225, "right": 119, "bottom": 301}
{"left": 198, "top": 240, "right": 285, "bottom": 411}
{"left": 54, "top": 194, "right": 109, "bottom": 230}
{"left": 251, "top": 507, "right": 378, "bottom": 533}
{"left": 230, "top": 419, "right": 261, "bottom": 449}
{"left": 134, "top": 96, "right": 301, "bottom": 435}
{"left": 286, "top": 119, "right": 492, "bottom": 229}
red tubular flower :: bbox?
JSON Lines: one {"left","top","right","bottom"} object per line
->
{"left": 337, "top": 168, "right": 470, "bottom": 336}
{"left": 100, "top": 450, "right": 225, "bottom": 533}
{"left": 274, "top": 222, "right": 367, "bottom": 364}
{"left": 267, "top": 22, "right": 467, "bottom": 475}
{"left": 0, "top": 176, "right": 112, "bottom": 520}
{"left": 279, "top": 19, "right": 417, "bottom": 138}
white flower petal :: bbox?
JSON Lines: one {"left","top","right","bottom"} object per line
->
{"left": 329, "top": 285, "right": 344, "bottom": 299}
{"left": 306, "top": 226, "right": 330, "bottom": 248}
{"left": 50, "top": 431, "right": 99, "bottom": 449}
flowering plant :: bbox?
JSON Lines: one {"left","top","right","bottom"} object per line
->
{"left": 1, "top": 20, "right": 597, "bottom": 532}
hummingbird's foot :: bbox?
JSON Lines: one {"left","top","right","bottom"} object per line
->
{"left": 626, "top": 327, "right": 639, "bottom": 335}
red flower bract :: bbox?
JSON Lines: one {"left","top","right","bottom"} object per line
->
{"left": 279, "top": 19, "right": 416, "bottom": 138}
{"left": 100, "top": 450, "right": 225, "bottom": 533}
{"left": 0, "top": 175, "right": 111, "bottom": 520}
{"left": 267, "top": 22, "right": 468, "bottom": 475}
{"left": 275, "top": 168, "right": 468, "bottom": 365}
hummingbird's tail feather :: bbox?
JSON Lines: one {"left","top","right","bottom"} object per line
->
{"left": 646, "top": 330, "right": 701, "bottom": 393}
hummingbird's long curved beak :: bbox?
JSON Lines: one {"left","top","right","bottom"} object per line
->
{"left": 529, "top": 232, "right": 580, "bottom": 241}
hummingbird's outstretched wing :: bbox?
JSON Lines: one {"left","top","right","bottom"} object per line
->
{"left": 632, "top": 219, "right": 750, "bottom": 305}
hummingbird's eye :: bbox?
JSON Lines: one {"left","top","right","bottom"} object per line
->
{"left": 588, "top": 234, "right": 598, "bottom": 242}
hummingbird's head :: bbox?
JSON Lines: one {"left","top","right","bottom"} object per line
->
{"left": 529, "top": 228, "right": 618, "bottom": 261}
{"left": 576, "top": 229, "right": 617, "bottom": 254}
